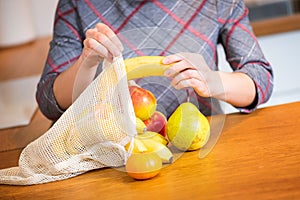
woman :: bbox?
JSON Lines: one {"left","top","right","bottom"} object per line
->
{"left": 36, "top": 0, "right": 273, "bottom": 120}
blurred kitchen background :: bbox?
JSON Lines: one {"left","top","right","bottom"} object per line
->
{"left": 246, "top": 0, "right": 300, "bottom": 21}
{"left": 0, "top": 0, "right": 299, "bottom": 114}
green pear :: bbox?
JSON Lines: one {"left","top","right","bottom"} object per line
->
{"left": 167, "top": 102, "right": 210, "bottom": 151}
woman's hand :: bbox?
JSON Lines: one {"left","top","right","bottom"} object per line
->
{"left": 53, "top": 23, "right": 123, "bottom": 109}
{"left": 162, "top": 52, "right": 256, "bottom": 108}
{"left": 83, "top": 23, "right": 123, "bottom": 65}
{"left": 163, "top": 52, "right": 220, "bottom": 98}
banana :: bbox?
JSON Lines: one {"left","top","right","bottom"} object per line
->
{"left": 139, "top": 138, "right": 173, "bottom": 164}
{"left": 137, "top": 131, "right": 168, "bottom": 146}
{"left": 124, "top": 56, "right": 171, "bottom": 80}
{"left": 136, "top": 117, "right": 147, "bottom": 134}
{"left": 124, "top": 132, "right": 173, "bottom": 163}
{"left": 125, "top": 138, "right": 148, "bottom": 153}
{"left": 123, "top": 56, "right": 173, "bottom": 161}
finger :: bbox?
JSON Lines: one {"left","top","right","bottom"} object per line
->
{"left": 85, "top": 28, "right": 118, "bottom": 60}
{"left": 96, "top": 23, "right": 124, "bottom": 53}
{"left": 86, "top": 25, "right": 122, "bottom": 58}
{"left": 164, "top": 60, "right": 196, "bottom": 78}
{"left": 173, "top": 78, "right": 198, "bottom": 90}
{"left": 174, "top": 78, "right": 210, "bottom": 97}
{"left": 171, "top": 69, "right": 201, "bottom": 86}
{"left": 162, "top": 54, "right": 184, "bottom": 64}
{"left": 94, "top": 32, "right": 121, "bottom": 58}
{"left": 84, "top": 37, "right": 113, "bottom": 62}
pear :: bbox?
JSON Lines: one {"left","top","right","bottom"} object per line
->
{"left": 167, "top": 102, "right": 210, "bottom": 151}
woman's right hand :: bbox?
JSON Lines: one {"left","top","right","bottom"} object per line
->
{"left": 53, "top": 23, "right": 123, "bottom": 109}
{"left": 82, "top": 23, "right": 123, "bottom": 65}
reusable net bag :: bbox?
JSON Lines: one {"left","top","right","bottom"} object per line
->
{"left": 0, "top": 56, "right": 136, "bottom": 185}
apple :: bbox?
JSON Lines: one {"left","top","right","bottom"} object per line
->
{"left": 143, "top": 111, "right": 167, "bottom": 137}
{"left": 129, "top": 86, "right": 157, "bottom": 120}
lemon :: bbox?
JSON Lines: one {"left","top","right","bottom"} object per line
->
{"left": 167, "top": 102, "right": 210, "bottom": 151}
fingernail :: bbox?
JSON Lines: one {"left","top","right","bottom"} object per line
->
{"left": 163, "top": 57, "right": 169, "bottom": 64}
{"left": 164, "top": 70, "right": 171, "bottom": 76}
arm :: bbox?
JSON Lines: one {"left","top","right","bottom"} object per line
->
{"left": 214, "top": 71, "right": 256, "bottom": 108}
{"left": 163, "top": 0, "right": 273, "bottom": 112}
{"left": 217, "top": 0, "right": 273, "bottom": 111}
{"left": 36, "top": 0, "right": 122, "bottom": 120}
{"left": 36, "top": 1, "right": 83, "bottom": 120}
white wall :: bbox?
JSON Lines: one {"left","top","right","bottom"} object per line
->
{"left": 28, "top": 0, "right": 59, "bottom": 37}
{"left": 0, "top": 0, "right": 58, "bottom": 47}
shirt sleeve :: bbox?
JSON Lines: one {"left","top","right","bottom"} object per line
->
{"left": 217, "top": 0, "right": 274, "bottom": 113}
{"left": 36, "top": 0, "right": 84, "bottom": 120}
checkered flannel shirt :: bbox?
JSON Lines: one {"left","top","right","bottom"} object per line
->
{"left": 36, "top": 0, "right": 273, "bottom": 120}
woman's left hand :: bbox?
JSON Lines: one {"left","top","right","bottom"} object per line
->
{"left": 162, "top": 52, "right": 220, "bottom": 98}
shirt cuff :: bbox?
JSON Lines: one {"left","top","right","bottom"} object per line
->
{"left": 37, "top": 74, "right": 65, "bottom": 121}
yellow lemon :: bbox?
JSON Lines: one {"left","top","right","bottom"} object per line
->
{"left": 167, "top": 102, "right": 210, "bottom": 151}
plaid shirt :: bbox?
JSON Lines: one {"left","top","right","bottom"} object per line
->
{"left": 36, "top": 0, "right": 273, "bottom": 120}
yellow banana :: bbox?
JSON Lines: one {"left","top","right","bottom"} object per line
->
{"left": 137, "top": 131, "right": 168, "bottom": 146}
{"left": 125, "top": 138, "right": 148, "bottom": 153}
{"left": 136, "top": 117, "right": 147, "bottom": 134}
{"left": 124, "top": 132, "right": 172, "bottom": 163}
{"left": 124, "top": 56, "right": 171, "bottom": 80}
{"left": 139, "top": 138, "right": 173, "bottom": 164}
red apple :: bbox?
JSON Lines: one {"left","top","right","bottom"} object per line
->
{"left": 129, "top": 86, "right": 157, "bottom": 120}
{"left": 143, "top": 111, "right": 167, "bottom": 137}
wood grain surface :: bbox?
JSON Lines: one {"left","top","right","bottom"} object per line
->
{"left": 0, "top": 102, "right": 299, "bottom": 200}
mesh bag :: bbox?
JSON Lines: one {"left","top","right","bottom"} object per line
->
{"left": 0, "top": 56, "right": 136, "bottom": 185}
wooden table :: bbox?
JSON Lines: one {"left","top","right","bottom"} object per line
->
{"left": 0, "top": 102, "right": 299, "bottom": 200}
